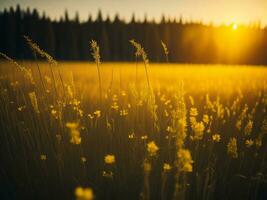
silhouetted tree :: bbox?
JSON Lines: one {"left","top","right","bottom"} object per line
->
{"left": 0, "top": 5, "right": 267, "bottom": 65}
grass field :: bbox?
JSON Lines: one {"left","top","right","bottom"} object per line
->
{"left": 0, "top": 60, "right": 267, "bottom": 200}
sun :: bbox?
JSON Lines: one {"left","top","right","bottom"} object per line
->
{"left": 232, "top": 23, "right": 238, "bottom": 30}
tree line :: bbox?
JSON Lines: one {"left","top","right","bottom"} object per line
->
{"left": 1, "top": 5, "right": 267, "bottom": 64}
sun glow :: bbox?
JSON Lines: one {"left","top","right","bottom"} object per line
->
{"left": 232, "top": 23, "right": 238, "bottom": 30}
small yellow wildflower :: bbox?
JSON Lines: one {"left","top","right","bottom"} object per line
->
{"left": 112, "top": 94, "right": 118, "bottom": 101}
{"left": 121, "top": 91, "right": 126, "bottom": 96}
{"left": 203, "top": 115, "right": 209, "bottom": 124}
{"left": 166, "top": 126, "right": 175, "bottom": 133}
{"left": 70, "top": 131, "right": 81, "bottom": 145}
{"left": 141, "top": 135, "right": 148, "bottom": 140}
{"left": 88, "top": 114, "right": 94, "bottom": 119}
{"left": 75, "top": 186, "right": 94, "bottom": 200}
{"left": 164, "top": 100, "right": 171, "bottom": 105}
{"left": 128, "top": 133, "right": 135, "bottom": 139}
{"left": 143, "top": 160, "right": 152, "bottom": 172}
{"left": 227, "top": 137, "right": 238, "bottom": 158}
{"left": 102, "top": 170, "right": 113, "bottom": 178}
{"left": 190, "top": 108, "right": 198, "bottom": 116}
{"left": 163, "top": 163, "right": 171, "bottom": 172}
{"left": 190, "top": 116, "right": 197, "bottom": 125}
{"left": 94, "top": 110, "right": 101, "bottom": 118}
{"left": 66, "top": 122, "right": 79, "bottom": 129}
{"left": 120, "top": 109, "right": 128, "bottom": 116}
{"left": 192, "top": 122, "right": 205, "bottom": 140}
{"left": 212, "top": 134, "right": 221, "bottom": 142}
{"left": 104, "top": 154, "right": 115, "bottom": 164}
{"left": 51, "top": 109, "right": 57, "bottom": 115}
{"left": 111, "top": 102, "right": 119, "bottom": 111}
{"left": 236, "top": 120, "right": 242, "bottom": 131}
{"left": 177, "top": 149, "right": 193, "bottom": 172}
{"left": 75, "top": 187, "right": 84, "bottom": 198}
{"left": 81, "top": 157, "right": 87, "bottom": 163}
{"left": 44, "top": 75, "right": 51, "bottom": 84}
{"left": 244, "top": 120, "right": 253, "bottom": 136}
{"left": 83, "top": 188, "right": 94, "bottom": 200}
{"left": 160, "top": 95, "right": 166, "bottom": 102}
{"left": 245, "top": 139, "right": 254, "bottom": 148}
{"left": 17, "top": 105, "right": 26, "bottom": 111}
{"left": 147, "top": 141, "right": 159, "bottom": 156}
{"left": 66, "top": 122, "right": 81, "bottom": 145}
{"left": 164, "top": 110, "right": 169, "bottom": 117}
{"left": 40, "top": 154, "right": 47, "bottom": 160}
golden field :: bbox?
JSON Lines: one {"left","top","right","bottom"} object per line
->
{"left": 0, "top": 60, "right": 266, "bottom": 200}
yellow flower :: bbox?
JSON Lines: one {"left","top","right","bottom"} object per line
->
{"left": 164, "top": 110, "right": 169, "bottom": 117}
{"left": 120, "top": 109, "right": 128, "bottom": 116}
{"left": 102, "top": 170, "right": 113, "bottom": 178}
{"left": 88, "top": 114, "right": 94, "bottom": 119}
{"left": 143, "top": 160, "right": 152, "bottom": 172}
{"left": 164, "top": 100, "right": 171, "bottom": 105}
{"left": 244, "top": 120, "right": 253, "bottom": 136}
{"left": 227, "top": 137, "right": 238, "bottom": 158}
{"left": 104, "top": 154, "right": 115, "bottom": 164}
{"left": 112, "top": 94, "right": 118, "bottom": 101}
{"left": 203, "top": 115, "right": 209, "bottom": 124}
{"left": 128, "top": 133, "right": 135, "bottom": 139}
{"left": 192, "top": 122, "right": 205, "bottom": 140}
{"left": 66, "top": 122, "right": 79, "bottom": 129}
{"left": 245, "top": 139, "right": 254, "bottom": 148}
{"left": 166, "top": 126, "right": 175, "bottom": 133}
{"left": 163, "top": 163, "right": 171, "bottom": 172}
{"left": 66, "top": 122, "right": 81, "bottom": 145}
{"left": 212, "top": 134, "right": 221, "bottom": 142}
{"left": 75, "top": 186, "right": 94, "bottom": 200}
{"left": 70, "top": 134, "right": 81, "bottom": 145}
{"left": 147, "top": 141, "right": 159, "bottom": 156}
{"left": 177, "top": 149, "right": 193, "bottom": 172}
{"left": 190, "top": 116, "right": 196, "bottom": 125}
{"left": 121, "top": 91, "right": 126, "bottom": 96}
{"left": 236, "top": 120, "right": 242, "bottom": 131}
{"left": 190, "top": 108, "right": 198, "bottom": 116}
{"left": 51, "top": 109, "right": 60, "bottom": 119}
{"left": 51, "top": 109, "right": 57, "bottom": 115}
{"left": 141, "top": 135, "right": 148, "bottom": 140}
{"left": 81, "top": 157, "right": 87, "bottom": 163}
{"left": 94, "top": 110, "right": 101, "bottom": 118}
{"left": 44, "top": 75, "right": 51, "bottom": 84}
{"left": 160, "top": 95, "right": 166, "bottom": 102}
{"left": 75, "top": 187, "right": 84, "bottom": 198}
{"left": 40, "top": 154, "right": 47, "bottom": 160}
{"left": 17, "top": 105, "right": 26, "bottom": 111}
{"left": 111, "top": 102, "right": 119, "bottom": 111}
{"left": 83, "top": 188, "right": 94, "bottom": 200}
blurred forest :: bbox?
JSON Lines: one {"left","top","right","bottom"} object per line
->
{"left": 0, "top": 5, "right": 267, "bottom": 64}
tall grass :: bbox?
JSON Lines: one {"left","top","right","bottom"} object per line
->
{"left": 0, "top": 38, "right": 267, "bottom": 200}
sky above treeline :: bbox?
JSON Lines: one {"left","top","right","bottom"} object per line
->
{"left": 0, "top": 0, "right": 267, "bottom": 26}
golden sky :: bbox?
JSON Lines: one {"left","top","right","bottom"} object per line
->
{"left": 1, "top": 0, "right": 267, "bottom": 25}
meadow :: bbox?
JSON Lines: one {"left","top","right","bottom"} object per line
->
{"left": 0, "top": 40, "right": 267, "bottom": 200}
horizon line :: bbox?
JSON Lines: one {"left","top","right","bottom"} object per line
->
{"left": 0, "top": 4, "right": 265, "bottom": 28}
